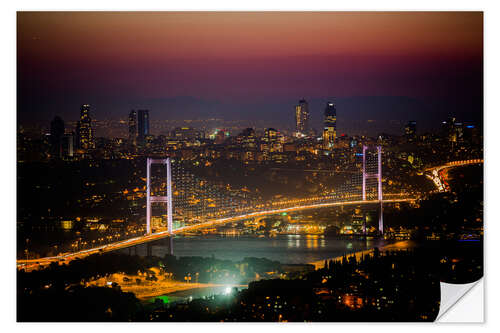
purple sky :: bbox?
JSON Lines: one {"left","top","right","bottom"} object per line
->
{"left": 17, "top": 12, "right": 483, "bottom": 135}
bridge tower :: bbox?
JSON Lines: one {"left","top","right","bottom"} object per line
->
{"left": 362, "top": 145, "right": 383, "bottom": 235}
{"left": 146, "top": 157, "right": 173, "bottom": 235}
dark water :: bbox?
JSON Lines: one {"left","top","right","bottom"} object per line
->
{"left": 132, "top": 235, "right": 390, "bottom": 303}
{"left": 124, "top": 234, "right": 389, "bottom": 264}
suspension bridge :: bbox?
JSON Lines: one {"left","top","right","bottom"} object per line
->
{"left": 18, "top": 146, "right": 429, "bottom": 270}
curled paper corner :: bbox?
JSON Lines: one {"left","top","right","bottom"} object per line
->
{"left": 436, "top": 278, "right": 483, "bottom": 323}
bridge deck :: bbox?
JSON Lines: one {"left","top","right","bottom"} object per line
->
{"left": 17, "top": 197, "right": 414, "bottom": 271}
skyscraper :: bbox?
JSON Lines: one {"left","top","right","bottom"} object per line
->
{"left": 128, "top": 110, "right": 137, "bottom": 146}
{"left": 49, "top": 116, "right": 65, "bottom": 158}
{"left": 61, "top": 133, "right": 74, "bottom": 157}
{"left": 76, "top": 104, "right": 94, "bottom": 150}
{"left": 443, "top": 119, "right": 464, "bottom": 144}
{"left": 323, "top": 102, "right": 337, "bottom": 149}
{"left": 262, "top": 128, "right": 284, "bottom": 157}
{"left": 295, "top": 99, "right": 309, "bottom": 137}
{"left": 137, "top": 109, "right": 150, "bottom": 147}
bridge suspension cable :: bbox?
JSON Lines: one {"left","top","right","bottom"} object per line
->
{"left": 147, "top": 146, "right": 385, "bottom": 236}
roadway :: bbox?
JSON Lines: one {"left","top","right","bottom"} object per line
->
{"left": 424, "top": 159, "right": 483, "bottom": 192}
{"left": 17, "top": 196, "right": 414, "bottom": 271}
{"left": 17, "top": 159, "right": 483, "bottom": 272}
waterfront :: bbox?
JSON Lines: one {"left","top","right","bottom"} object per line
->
{"left": 137, "top": 236, "right": 407, "bottom": 305}
{"left": 123, "top": 234, "right": 390, "bottom": 264}
{"left": 145, "top": 286, "right": 244, "bottom": 305}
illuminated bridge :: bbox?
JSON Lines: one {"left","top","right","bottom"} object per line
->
{"left": 17, "top": 197, "right": 413, "bottom": 271}
{"left": 18, "top": 146, "right": 415, "bottom": 270}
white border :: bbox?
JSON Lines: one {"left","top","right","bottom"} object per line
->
{"left": 3, "top": 1, "right": 498, "bottom": 332}
{"left": 437, "top": 279, "right": 484, "bottom": 322}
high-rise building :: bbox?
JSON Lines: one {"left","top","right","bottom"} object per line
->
{"left": 262, "top": 128, "right": 283, "bottom": 154}
{"left": 441, "top": 117, "right": 455, "bottom": 141}
{"left": 128, "top": 110, "right": 137, "bottom": 146}
{"left": 76, "top": 104, "right": 94, "bottom": 150}
{"left": 295, "top": 99, "right": 310, "bottom": 137}
{"left": 441, "top": 117, "right": 464, "bottom": 143}
{"left": 49, "top": 116, "right": 65, "bottom": 158}
{"left": 322, "top": 102, "right": 337, "bottom": 149}
{"left": 463, "top": 123, "right": 480, "bottom": 144}
{"left": 61, "top": 133, "right": 74, "bottom": 157}
{"left": 453, "top": 121, "right": 464, "bottom": 143}
{"left": 404, "top": 121, "right": 417, "bottom": 142}
{"left": 137, "top": 109, "right": 150, "bottom": 147}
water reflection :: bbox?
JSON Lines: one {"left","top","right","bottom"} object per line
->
{"left": 125, "top": 235, "right": 388, "bottom": 265}
{"left": 305, "top": 234, "right": 325, "bottom": 249}
{"left": 286, "top": 234, "right": 300, "bottom": 248}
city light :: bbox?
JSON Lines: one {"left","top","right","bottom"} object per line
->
{"left": 16, "top": 10, "right": 484, "bottom": 323}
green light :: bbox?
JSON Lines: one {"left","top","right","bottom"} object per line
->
{"left": 150, "top": 296, "right": 170, "bottom": 304}
{"left": 281, "top": 213, "right": 287, "bottom": 216}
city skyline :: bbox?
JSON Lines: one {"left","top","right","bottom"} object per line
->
{"left": 17, "top": 12, "right": 483, "bottom": 134}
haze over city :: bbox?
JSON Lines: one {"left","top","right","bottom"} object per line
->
{"left": 17, "top": 12, "right": 483, "bottom": 135}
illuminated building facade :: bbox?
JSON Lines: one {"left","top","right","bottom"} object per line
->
{"left": 128, "top": 110, "right": 137, "bottom": 146}
{"left": 404, "top": 121, "right": 417, "bottom": 142}
{"left": 237, "top": 128, "right": 257, "bottom": 149}
{"left": 137, "top": 109, "right": 150, "bottom": 147}
{"left": 442, "top": 117, "right": 464, "bottom": 143}
{"left": 171, "top": 127, "right": 203, "bottom": 141}
{"left": 295, "top": 99, "right": 310, "bottom": 137}
{"left": 76, "top": 104, "right": 94, "bottom": 150}
{"left": 322, "top": 102, "right": 337, "bottom": 149}
{"left": 262, "top": 128, "right": 284, "bottom": 154}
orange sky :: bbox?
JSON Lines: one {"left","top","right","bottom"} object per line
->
{"left": 18, "top": 12, "right": 482, "bottom": 62}
{"left": 17, "top": 12, "right": 483, "bottom": 126}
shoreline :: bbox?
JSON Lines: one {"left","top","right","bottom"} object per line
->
{"left": 130, "top": 283, "right": 219, "bottom": 300}
{"left": 141, "top": 240, "right": 415, "bottom": 302}
{"left": 142, "top": 284, "right": 248, "bottom": 302}
{"left": 308, "top": 240, "right": 416, "bottom": 270}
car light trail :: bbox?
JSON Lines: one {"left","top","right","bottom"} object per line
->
{"left": 17, "top": 196, "right": 414, "bottom": 270}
